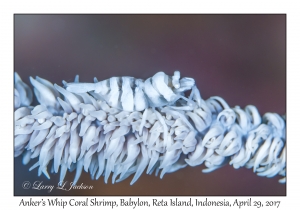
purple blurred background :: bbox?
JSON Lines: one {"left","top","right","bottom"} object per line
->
{"left": 14, "top": 14, "right": 286, "bottom": 196}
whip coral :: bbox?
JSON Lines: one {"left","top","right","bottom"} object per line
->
{"left": 14, "top": 71, "right": 286, "bottom": 186}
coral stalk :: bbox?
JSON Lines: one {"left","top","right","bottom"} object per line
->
{"left": 14, "top": 71, "right": 286, "bottom": 185}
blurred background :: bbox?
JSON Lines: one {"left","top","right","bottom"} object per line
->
{"left": 14, "top": 14, "right": 286, "bottom": 196}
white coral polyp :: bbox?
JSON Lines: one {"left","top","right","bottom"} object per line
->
{"left": 14, "top": 71, "right": 286, "bottom": 185}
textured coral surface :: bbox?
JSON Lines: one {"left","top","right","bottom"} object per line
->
{"left": 14, "top": 71, "right": 286, "bottom": 195}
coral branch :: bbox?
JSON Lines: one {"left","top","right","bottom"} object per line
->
{"left": 14, "top": 71, "right": 286, "bottom": 185}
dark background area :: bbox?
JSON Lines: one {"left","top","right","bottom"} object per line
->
{"left": 14, "top": 14, "right": 286, "bottom": 196}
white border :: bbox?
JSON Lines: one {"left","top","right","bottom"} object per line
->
{"left": 1, "top": 0, "right": 299, "bottom": 209}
